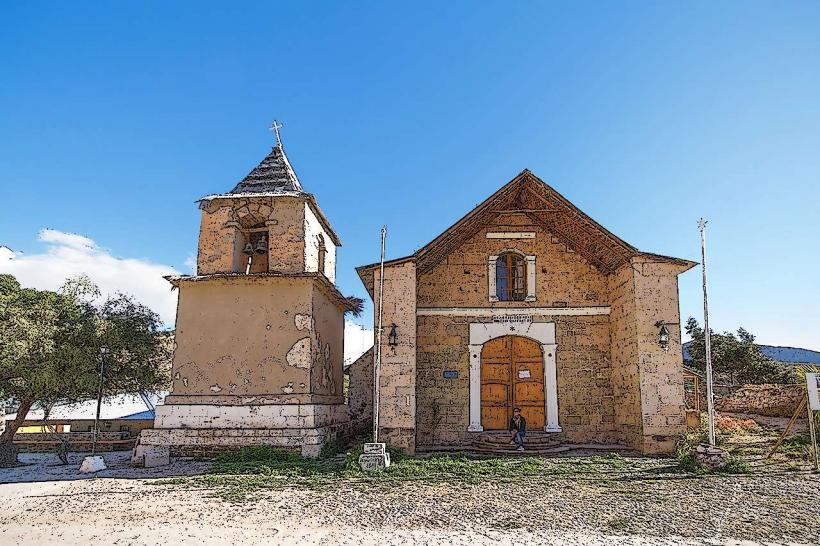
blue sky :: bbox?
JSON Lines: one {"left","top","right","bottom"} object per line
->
{"left": 1, "top": 2, "right": 818, "bottom": 351}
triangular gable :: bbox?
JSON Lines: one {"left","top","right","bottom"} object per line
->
{"left": 414, "top": 170, "right": 637, "bottom": 275}
{"left": 356, "top": 170, "right": 695, "bottom": 296}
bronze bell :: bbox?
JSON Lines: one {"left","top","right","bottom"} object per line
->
{"left": 254, "top": 235, "right": 268, "bottom": 255}
{"left": 242, "top": 242, "right": 254, "bottom": 256}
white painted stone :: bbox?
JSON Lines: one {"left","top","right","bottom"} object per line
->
{"left": 469, "top": 321, "right": 555, "bottom": 346}
{"left": 525, "top": 255, "right": 536, "bottom": 302}
{"left": 154, "top": 403, "right": 348, "bottom": 430}
{"left": 294, "top": 313, "right": 312, "bottom": 331}
{"left": 286, "top": 338, "right": 312, "bottom": 369}
{"left": 359, "top": 452, "right": 390, "bottom": 471}
{"left": 79, "top": 455, "right": 106, "bottom": 474}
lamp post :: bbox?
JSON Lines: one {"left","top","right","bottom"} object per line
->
{"left": 699, "top": 218, "right": 716, "bottom": 446}
{"left": 91, "top": 345, "right": 108, "bottom": 456}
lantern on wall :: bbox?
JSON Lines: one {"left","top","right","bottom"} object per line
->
{"left": 655, "top": 321, "right": 671, "bottom": 351}
{"left": 388, "top": 323, "right": 399, "bottom": 348}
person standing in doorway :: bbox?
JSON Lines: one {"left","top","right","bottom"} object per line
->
{"left": 509, "top": 407, "right": 526, "bottom": 452}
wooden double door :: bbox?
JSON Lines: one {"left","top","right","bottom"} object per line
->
{"left": 480, "top": 336, "right": 545, "bottom": 430}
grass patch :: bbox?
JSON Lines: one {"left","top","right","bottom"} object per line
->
{"left": 152, "top": 445, "right": 653, "bottom": 502}
{"left": 782, "top": 432, "right": 812, "bottom": 460}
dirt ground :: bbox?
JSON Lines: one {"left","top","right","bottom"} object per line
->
{"left": 1, "top": 452, "right": 818, "bottom": 546}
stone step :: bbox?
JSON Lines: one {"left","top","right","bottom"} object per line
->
{"left": 471, "top": 442, "right": 562, "bottom": 449}
{"left": 474, "top": 435, "right": 563, "bottom": 446}
{"left": 469, "top": 445, "right": 573, "bottom": 455}
{"left": 419, "top": 442, "right": 633, "bottom": 457}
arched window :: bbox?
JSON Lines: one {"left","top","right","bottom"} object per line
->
{"left": 317, "top": 234, "right": 327, "bottom": 276}
{"left": 496, "top": 252, "right": 526, "bottom": 301}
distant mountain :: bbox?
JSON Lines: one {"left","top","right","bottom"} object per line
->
{"left": 683, "top": 342, "right": 820, "bottom": 365}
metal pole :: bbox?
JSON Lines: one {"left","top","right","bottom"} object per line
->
{"left": 699, "top": 218, "right": 716, "bottom": 446}
{"left": 372, "top": 226, "right": 387, "bottom": 444}
{"left": 91, "top": 350, "right": 106, "bottom": 456}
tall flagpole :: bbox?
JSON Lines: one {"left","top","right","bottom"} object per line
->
{"left": 699, "top": 218, "right": 716, "bottom": 446}
{"left": 372, "top": 226, "right": 387, "bottom": 444}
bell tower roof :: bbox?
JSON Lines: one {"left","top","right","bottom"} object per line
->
{"left": 228, "top": 144, "right": 303, "bottom": 195}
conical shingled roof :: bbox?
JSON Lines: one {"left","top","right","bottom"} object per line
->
{"left": 228, "top": 145, "right": 303, "bottom": 195}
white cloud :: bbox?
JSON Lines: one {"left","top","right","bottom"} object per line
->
{"left": 344, "top": 321, "right": 373, "bottom": 365}
{"left": 0, "top": 230, "right": 180, "bottom": 325}
{"left": 184, "top": 253, "right": 197, "bottom": 274}
{"left": 37, "top": 229, "right": 97, "bottom": 250}
{"left": 1, "top": 230, "right": 377, "bottom": 361}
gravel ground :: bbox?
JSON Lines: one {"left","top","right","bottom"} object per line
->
{"left": 0, "top": 452, "right": 817, "bottom": 546}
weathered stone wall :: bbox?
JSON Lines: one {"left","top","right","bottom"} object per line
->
{"left": 197, "top": 196, "right": 308, "bottom": 276}
{"left": 166, "top": 276, "right": 343, "bottom": 404}
{"left": 554, "top": 315, "right": 618, "bottom": 442}
{"left": 416, "top": 315, "right": 470, "bottom": 447}
{"left": 417, "top": 214, "right": 608, "bottom": 308}
{"left": 144, "top": 403, "right": 351, "bottom": 458}
{"left": 716, "top": 384, "right": 805, "bottom": 417}
{"left": 631, "top": 257, "right": 688, "bottom": 454}
{"left": 347, "top": 347, "right": 374, "bottom": 425}
{"left": 304, "top": 202, "right": 337, "bottom": 283}
{"left": 365, "top": 210, "right": 690, "bottom": 455}
{"left": 310, "top": 283, "right": 344, "bottom": 397}
{"left": 197, "top": 204, "right": 239, "bottom": 274}
{"left": 374, "top": 261, "right": 417, "bottom": 454}
{"left": 415, "top": 314, "right": 617, "bottom": 447}
{"left": 608, "top": 263, "right": 643, "bottom": 450}
{"left": 413, "top": 218, "right": 618, "bottom": 448}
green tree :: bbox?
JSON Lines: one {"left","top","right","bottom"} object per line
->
{"left": 685, "top": 317, "right": 796, "bottom": 386}
{"left": 0, "top": 274, "right": 170, "bottom": 466}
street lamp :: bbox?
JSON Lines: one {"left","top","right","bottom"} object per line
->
{"left": 91, "top": 345, "right": 108, "bottom": 456}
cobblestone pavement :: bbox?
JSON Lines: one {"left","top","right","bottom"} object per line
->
{"left": 0, "top": 453, "right": 817, "bottom": 545}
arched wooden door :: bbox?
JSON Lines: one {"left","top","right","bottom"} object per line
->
{"left": 480, "top": 336, "right": 545, "bottom": 430}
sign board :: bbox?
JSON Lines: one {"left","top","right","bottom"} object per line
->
{"left": 807, "top": 373, "right": 820, "bottom": 411}
{"left": 443, "top": 370, "right": 459, "bottom": 379}
{"left": 493, "top": 314, "right": 532, "bottom": 324}
{"left": 363, "top": 442, "right": 386, "bottom": 454}
{"left": 518, "top": 369, "right": 531, "bottom": 379}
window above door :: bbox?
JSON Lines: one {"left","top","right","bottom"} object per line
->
{"left": 488, "top": 250, "right": 536, "bottom": 302}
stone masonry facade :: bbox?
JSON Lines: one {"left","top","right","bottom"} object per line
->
{"left": 358, "top": 170, "right": 695, "bottom": 456}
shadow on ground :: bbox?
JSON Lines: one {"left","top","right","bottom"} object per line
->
{"left": 0, "top": 452, "right": 210, "bottom": 484}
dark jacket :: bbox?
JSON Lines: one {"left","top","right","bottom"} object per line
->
{"left": 509, "top": 415, "right": 526, "bottom": 433}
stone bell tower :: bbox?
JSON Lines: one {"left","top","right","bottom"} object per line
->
{"left": 134, "top": 131, "right": 354, "bottom": 465}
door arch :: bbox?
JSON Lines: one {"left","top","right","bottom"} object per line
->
{"left": 480, "top": 336, "right": 545, "bottom": 430}
{"left": 467, "top": 320, "right": 561, "bottom": 433}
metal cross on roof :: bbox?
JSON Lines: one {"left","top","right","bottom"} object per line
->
{"left": 269, "top": 120, "right": 284, "bottom": 148}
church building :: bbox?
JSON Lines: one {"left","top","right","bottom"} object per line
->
{"left": 355, "top": 170, "right": 696, "bottom": 455}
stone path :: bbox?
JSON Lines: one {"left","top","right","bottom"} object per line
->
{"left": 0, "top": 452, "right": 817, "bottom": 545}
